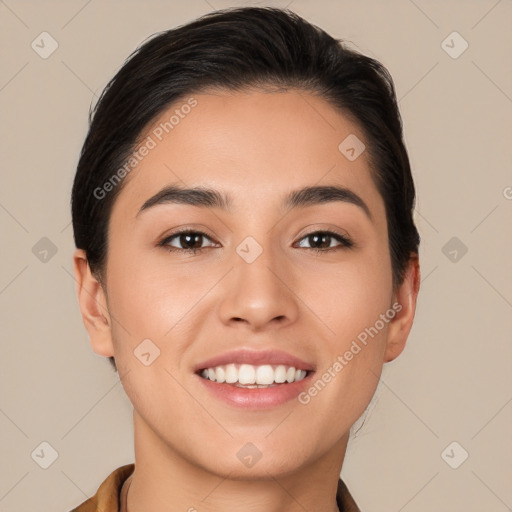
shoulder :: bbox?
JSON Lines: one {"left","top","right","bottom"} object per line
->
{"left": 336, "top": 478, "right": 361, "bottom": 512}
{"left": 68, "top": 463, "right": 135, "bottom": 512}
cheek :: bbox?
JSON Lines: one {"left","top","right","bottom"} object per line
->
{"left": 299, "top": 316, "right": 389, "bottom": 438}
{"left": 105, "top": 242, "right": 194, "bottom": 330}
{"left": 105, "top": 251, "right": 221, "bottom": 375}
{"left": 302, "top": 248, "right": 393, "bottom": 343}
{"left": 298, "top": 247, "right": 392, "bottom": 413}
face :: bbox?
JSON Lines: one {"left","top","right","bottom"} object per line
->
{"left": 75, "top": 89, "right": 418, "bottom": 480}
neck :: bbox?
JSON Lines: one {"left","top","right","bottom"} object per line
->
{"left": 126, "top": 411, "right": 346, "bottom": 512}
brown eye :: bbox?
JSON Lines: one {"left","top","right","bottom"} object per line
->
{"left": 159, "top": 230, "right": 218, "bottom": 253}
{"left": 296, "top": 231, "right": 353, "bottom": 252}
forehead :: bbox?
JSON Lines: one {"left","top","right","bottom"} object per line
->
{"left": 111, "top": 89, "right": 384, "bottom": 220}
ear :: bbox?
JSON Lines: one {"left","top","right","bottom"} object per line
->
{"left": 384, "top": 254, "right": 420, "bottom": 363}
{"left": 73, "top": 249, "right": 115, "bottom": 358}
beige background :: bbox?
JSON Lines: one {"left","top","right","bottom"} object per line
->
{"left": 1, "top": 0, "right": 511, "bottom": 511}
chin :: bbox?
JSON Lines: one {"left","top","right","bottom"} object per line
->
{"left": 200, "top": 455, "right": 306, "bottom": 481}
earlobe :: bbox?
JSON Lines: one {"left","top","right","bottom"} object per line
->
{"left": 384, "top": 255, "right": 420, "bottom": 363}
{"left": 73, "top": 249, "right": 115, "bottom": 358}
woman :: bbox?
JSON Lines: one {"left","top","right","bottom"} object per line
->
{"left": 70, "top": 6, "right": 420, "bottom": 511}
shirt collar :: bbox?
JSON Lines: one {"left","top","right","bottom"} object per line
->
{"left": 70, "top": 463, "right": 361, "bottom": 512}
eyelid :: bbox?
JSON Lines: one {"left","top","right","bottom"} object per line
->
{"left": 294, "top": 229, "right": 354, "bottom": 250}
{"left": 158, "top": 224, "right": 218, "bottom": 241}
{"left": 158, "top": 227, "right": 219, "bottom": 248}
{"left": 295, "top": 223, "right": 350, "bottom": 238}
{"left": 293, "top": 223, "right": 353, "bottom": 245}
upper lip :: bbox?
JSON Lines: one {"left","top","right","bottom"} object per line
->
{"left": 194, "top": 349, "right": 315, "bottom": 373}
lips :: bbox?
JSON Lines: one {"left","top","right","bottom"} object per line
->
{"left": 193, "top": 349, "right": 316, "bottom": 409}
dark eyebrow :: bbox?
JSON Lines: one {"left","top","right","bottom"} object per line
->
{"left": 137, "top": 185, "right": 232, "bottom": 216}
{"left": 285, "top": 185, "right": 371, "bottom": 220}
{"left": 137, "top": 184, "right": 372, "bottom": 220}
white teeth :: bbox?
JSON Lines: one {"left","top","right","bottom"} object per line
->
{"left": 225, "top": 363, "right": 238, "bottom": 384}
{"left": 238, "top": 364, "right": 256, "bottom": 385}
{"left": 199, "top": 363, "right": 309, "bottom": 385}
{"left": 256, "top": 365, "right": 275, "bottom": 385}
{"left": 215, "top": 366, "right": 226, "bottom": 383}
{"left": 274, "top": 365, "right": 287, "bottom": 383}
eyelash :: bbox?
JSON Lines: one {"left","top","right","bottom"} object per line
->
{"left": 158, "top": 228, "right": 354, "bottom": 255}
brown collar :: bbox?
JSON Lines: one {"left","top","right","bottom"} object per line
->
{"left": 119, "top": 473, "right": 132, "bottom": 512}
{"left": 71, "top": 463, "right": 361, "bottom": 511}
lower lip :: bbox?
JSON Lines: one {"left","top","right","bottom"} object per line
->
{"left": 196, "top": 373, "right": 314, "bottom": 410}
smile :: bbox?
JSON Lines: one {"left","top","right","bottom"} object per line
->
{"left": 199, "top": 363, "right": 309, "bottom": 388}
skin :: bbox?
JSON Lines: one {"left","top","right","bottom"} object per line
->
{"left": 74, "top": 89, "right": 420, "bottom": 512}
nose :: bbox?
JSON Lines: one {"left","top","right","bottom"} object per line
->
{"left": 217, "top": 243, "right": 299, "bottom": 331}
